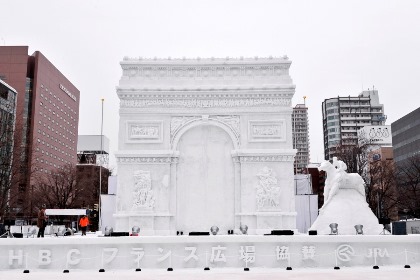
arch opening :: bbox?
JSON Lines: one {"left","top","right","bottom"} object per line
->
{"left": 175, "top": 124, "right": 235, "bottom": 233}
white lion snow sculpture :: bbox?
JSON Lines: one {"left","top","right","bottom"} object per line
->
{"left": 310, "top": 157, "right": 383, "bottom": 235}
{"left": 319, "top": 157, "right": 365, "bottom": 209}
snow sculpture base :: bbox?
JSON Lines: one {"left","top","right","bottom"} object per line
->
{"left": 2, "top": 235, "right": 420, "bottom": 271}
{"left": 310, "top": 189, "right": 383, "bottom": 235}
{"left": 114, "top": 212, "right": 173, "bottom": 236}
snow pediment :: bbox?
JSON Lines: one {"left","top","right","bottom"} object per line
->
{"left": 118, "top": 56, "right": 294, "bottom": 89}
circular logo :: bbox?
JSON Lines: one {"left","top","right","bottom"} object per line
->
{"left": 336, "top": 244, "right": 355, "bottom": 262}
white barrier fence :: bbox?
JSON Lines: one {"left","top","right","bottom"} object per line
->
{"left": 9, "top": 225, "right": 69, "bottom": 237}
{"left": 0, "top": 235, "right": 419, "bottom": 271}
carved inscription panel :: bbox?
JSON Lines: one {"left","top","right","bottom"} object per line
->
{"left": 248, "top": 120, "right": 286, "bottom": 142}
{"left": 126, "top": 121, "right": 163, "bottom": 143}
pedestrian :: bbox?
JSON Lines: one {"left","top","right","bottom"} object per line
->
{"left": 79, "top": 214, "right": 90, "bottom": 236}
{"left": 37, "top": 205, "right": 47, "bottom": 238}
{"left": 0, "top": 216, "right": 6, "bottom": 237}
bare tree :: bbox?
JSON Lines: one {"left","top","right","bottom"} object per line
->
{"left": 331, "top": 141, "right": 400, "bottom": 219}
{"left": 333, "top": 143, "right": 369, "bottom": 176}
{"left": 5, "top": 125, "right": 43, "bottom": 221}
{"left": 32, "top": 163, "right": 111, "bottom": 210}
{"left": 367, "top": 159, "right": 398, "bottom": 219}
{"left": 33, "top": 163, "right": 83, "bottom": 209}
{"left": 396, "top": 154, "right": 420, "bottom": 219}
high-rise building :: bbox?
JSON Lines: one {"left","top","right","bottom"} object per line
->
{"left": 292, "top": 103, "right": 310, "bottom": 173}
{"left": 391, "top": 107, "right": 420, "bottom": 164}
{"left": 0, "top": 46, "right": 80, "bottom": 218}
{"left": 391, "top": 107, "right": 420, "bottom": 220}
{"left": 322, "top": 89, "right": 386, "bottom": 160}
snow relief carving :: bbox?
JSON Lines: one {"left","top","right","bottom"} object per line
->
{"left": 131, "top": 125, "right": 158, "bottom": 137}
{"left": 121, "top": 64, "right": 289, "bottom": 79}
{"left": 233, "top": 155, "right": 295, "bottom": 163}
{"left": 132, "top": 170, "right": 155, "bottom": 210}
{"left": 253, "top": 124, "right": 280, "bottom": 136}
{"left": 170, "top": 116, "right": 200, "bottom": 140}
{"left": 249, "top": 120, "right": 285, "bottom": 142}
{"left": 170, "top": 115, "right": 240, "bottom": 147}
{"left": 214, "top": 115, "right": 240, "bottom": 139}
{"left": 256, "top": 167, "right": 281, "bottom": 210}
{"left": 126, "top": 121, "right": 163, "bottom": 143}
{"left": 117, "top": 157, "right": 175, "bottom": 164}
{"left": 120, "top": 97, "right": 291, "bottom": 109}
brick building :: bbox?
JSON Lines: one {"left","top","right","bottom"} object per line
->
{"left": 0, "top": 46, "right": 80, "bottom": 219}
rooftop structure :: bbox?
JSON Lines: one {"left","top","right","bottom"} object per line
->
{"left": 77, "top": 135, "right": 110, "bottom": 165}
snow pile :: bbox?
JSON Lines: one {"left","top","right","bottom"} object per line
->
{"left": 310, "top": 188, "right": 383, "bottom": 235}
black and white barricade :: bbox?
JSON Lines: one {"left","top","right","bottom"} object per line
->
{"left": 0, "top": 235, "right": 419, "bottom": 271}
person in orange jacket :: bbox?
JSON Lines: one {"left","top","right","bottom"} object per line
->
{"left": 79, "top": 214, "right": 90, "bottom": 236}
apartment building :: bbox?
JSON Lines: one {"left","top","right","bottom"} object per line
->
{"left": 322, "top": 89, "right": 386, "bottom": 160}
{"left": 292, "top": 103, "right": 310, "bottom": 173}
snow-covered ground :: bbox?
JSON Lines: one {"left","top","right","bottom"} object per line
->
{"left": 0, "top": 266, "right": 419, "bottom": 280}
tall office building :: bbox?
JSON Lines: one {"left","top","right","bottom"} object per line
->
{"left": 292, "top": 103, "right": 310, "bottom": 173}
{"left": 391, "top": 107, "right": 420, "bottom": 164}
{"left": 0, "top": 46, "right": 80, "bottom": 218}
{"left": 322, "top": 89, "right": 386, "bottom": 160}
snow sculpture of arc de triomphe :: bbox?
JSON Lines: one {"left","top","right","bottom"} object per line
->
{"left": 114, "top": 56, "right": 297, "bottom": 235}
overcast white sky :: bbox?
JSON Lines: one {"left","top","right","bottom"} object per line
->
{"left": 1, "top": 0, "right": 419, "bottom": 171}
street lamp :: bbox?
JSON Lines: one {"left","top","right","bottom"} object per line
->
{"left": 98, "top": 98, "right": 104, "bottom": 231}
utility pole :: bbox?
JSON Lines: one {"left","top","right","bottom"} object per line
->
{"left": 98, "top": 98, "right": 104, "bottom": 231}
